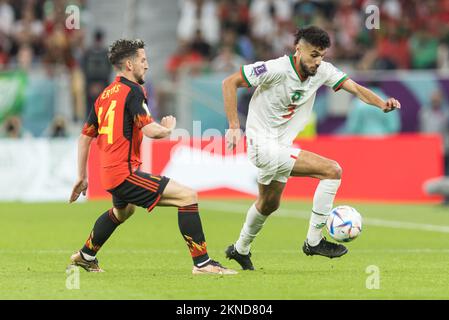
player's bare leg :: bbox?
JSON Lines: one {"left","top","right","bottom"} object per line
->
{"left": 291, "top": 150, "right": 347, "bottom": 258}
{"left": 68, "top": 204, "right": 135, "bottom": 272}
{"left": 157, "top": 179, "right": 198, "bottom": 207}
{"left": 158, "top": 180, "right": 237, "bottom": 275}
{"left": 227, "top": 181, "right": 286, "bottom": 270}
{"left": 113, "top": 204, "right": 136, "bottom": 222}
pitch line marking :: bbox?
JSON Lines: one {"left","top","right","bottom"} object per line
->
{"left": 201, "top": 201, "right": 449, "bottom": 234}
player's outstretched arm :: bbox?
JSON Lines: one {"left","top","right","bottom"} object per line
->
{"left": 341, "top": 79, "right": 401, "bottom": 113}
{"left": 70, "top": 134, "right": 94, "bottom": 203}
{"left": 222, "top": 71, "right": 247, "bottom": 149}
{"left": 141, "top": 116, "right": 176, "bottom": 139}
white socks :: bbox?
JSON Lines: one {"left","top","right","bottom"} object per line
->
{"left": 234, "top": 179, "right": 341, "bottom": 252}
{"left": 235, "top": 203, "right": 268, "bottom": 255}
{"left": 307, "top": 179, "right": 341, "bottom": 246}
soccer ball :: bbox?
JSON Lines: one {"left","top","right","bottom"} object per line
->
{"left": 326, "top": 206, "right": 362, "bottom": 242}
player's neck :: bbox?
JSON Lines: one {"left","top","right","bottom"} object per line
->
{"left": 116, "top": 72, "right": 139, "bottom": 84}
{"left": 293, "top": 54, "right": 308, "bottom": 81}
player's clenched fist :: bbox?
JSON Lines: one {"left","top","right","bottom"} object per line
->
{"left": 382, "top": 98, "right": 401, "bottom": 113}
{"left": 161, "top": 115, "right": 176, "bottom": 130}
{"left": 226, "top": 128, "right": 243, "bottom": 150}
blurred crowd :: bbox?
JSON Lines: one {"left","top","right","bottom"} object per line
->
{"left": 0, "top": 0, "right": 108, "bottom": 138}
{"left": 167, "top": 0, "right": 449, "bottom": 80}
{"left": 1, "top": 0, "right": 449, "bottom": 139}
{"left": 1, "top": 0, "right": 80, "bottom": 70}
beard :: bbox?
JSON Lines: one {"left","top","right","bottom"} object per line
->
{"left": 300, "top": 60, "right": 318, "bottom": 77}
{"left": 137, "top": 76, "right": 145, "bottom": 85}
{"left": 134, "top": 71, "right": 146, "bottom": 85}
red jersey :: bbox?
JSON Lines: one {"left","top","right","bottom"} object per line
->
{"left": 82, "top": 76, "right": 153, "bottom": 190}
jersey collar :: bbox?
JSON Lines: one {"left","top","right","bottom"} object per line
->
{"left": 289, "top": 55, "right": 308, "bottom": 82}
{"left": 115, "top": 75, "right": 141, "bottom": 86}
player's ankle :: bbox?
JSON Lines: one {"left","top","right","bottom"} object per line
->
{"left": 306, "top": 237, "right": 321, "bottom": 247}
{"left": 194, "top": 258, "right": 211, "bottom": 268}
{"left": 80, "top": 250, "right": 96, "bottom": 261}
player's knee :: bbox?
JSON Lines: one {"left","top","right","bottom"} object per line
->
{"left": 126, "top": 205, "right": 136, "bottom": 216}
{"left": 256, "top": 197, "right": 280, "bottom": 215}
{"left": 327, "top": 161, "right": 342, "bottom": 180}
{"left": 113, "top": 208, "right": 128, "bottom": 222}
{"left": 180, "top": 188, "right": 198, "bottom": 207}
{"left": 113, "top": 205, "right": 135, "bottom": 222}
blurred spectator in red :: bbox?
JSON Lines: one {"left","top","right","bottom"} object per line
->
{"left": 166, "top": 40, "right": 205, "bottom": 81}
{"left": 439, "top": 0, "right": 449, "bottom": 24}
{"left": 44, "top": 24, "right": 84, "bottom": 123}
{"left": 0, "top": 44, "right": 8, "bottom": 69}
{"left": 43, "top": 22, "right": 73, "bottom": 67}
{"left": 375, "top": 19, "right": 410, "bottom": 69}
{"left": 43, "top": 4, "right": 85, "bottom": 123}
{"left": 172, "top": 0, "right": 449, "bottom": 73}
{"left": 334, "top": 0, "right": 361, "bottom": 60}
{"left": 218, "top": 0, "right": 250, "bottom": 35}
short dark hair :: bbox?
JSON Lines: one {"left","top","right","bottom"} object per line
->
{"left": 94, "top": 29, "right": 104, "bottom": 42}
{"left": 294, "top": 26, "right": 331, "bottom": 49}
{"left": 108, "top": 39, "right": 145, "bottom": 69}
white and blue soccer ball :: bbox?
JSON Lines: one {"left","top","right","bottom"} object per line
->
{"left": 326, "top": 206, "right": 362, "bottom": 242}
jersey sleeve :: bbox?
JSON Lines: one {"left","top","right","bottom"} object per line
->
{"left": 241, "top": 58, "right": 283, "bottom": 88}
{"left": 81, "top": 107, "right": 99, "bottom": 137}
{"left": 126, "top": 88, "right": 153, "bottom": 129}
{"left": 323, "top": 62, "right": 349, "bottom": 92}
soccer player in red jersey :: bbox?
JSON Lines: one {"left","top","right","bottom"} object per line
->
{"left": 68, "top": 39, "right": 236, "bottom": 275}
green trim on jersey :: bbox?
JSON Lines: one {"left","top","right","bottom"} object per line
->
{"left": 332, "top": 75, "right": 348, "bottom": 91}
{"left": 289, "top": 55, "right": 307, "bottom": 82}
{"left": 241, "top": 66, "right": 252, "bottom": 87}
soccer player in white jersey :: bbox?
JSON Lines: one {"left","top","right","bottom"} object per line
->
{"left": 222, "top": 26, "right": 401, "bottom": 270}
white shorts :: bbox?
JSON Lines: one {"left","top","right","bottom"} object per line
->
{"left": 247, "top": 140, "right": 301, "bottom": 185}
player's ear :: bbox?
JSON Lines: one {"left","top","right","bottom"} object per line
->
{"left": 125, "top": 59, "right": 133, "bottom": 71}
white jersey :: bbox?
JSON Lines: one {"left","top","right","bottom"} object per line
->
{"left": 242, "top": 55, "right": 347, "bottom": 146}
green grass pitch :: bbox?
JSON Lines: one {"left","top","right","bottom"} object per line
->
{"left": 1, "top": 199, "right": 448, "bottom": 299}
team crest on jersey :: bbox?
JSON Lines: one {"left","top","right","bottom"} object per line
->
{"left": 291, "top": 90, "right": 304, "bottom": 102}
{"left": 253, "top": 63, "right": 267, "bottom": 76}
